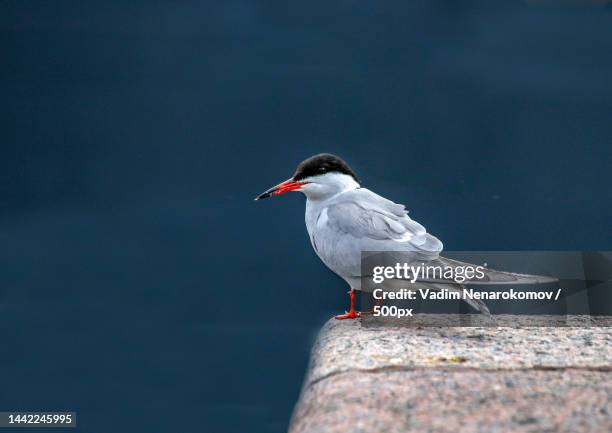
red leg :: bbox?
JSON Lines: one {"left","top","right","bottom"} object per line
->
{"left": 335, "top": 288, "right": 361, "bottom": 320}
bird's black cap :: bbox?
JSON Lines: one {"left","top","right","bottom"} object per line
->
{"left": 292, "top": 153, "right": 359, "bottom": 183}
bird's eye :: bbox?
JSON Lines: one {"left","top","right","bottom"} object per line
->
{"left": 318, "top": 167, "right": 326, "bottom": 172}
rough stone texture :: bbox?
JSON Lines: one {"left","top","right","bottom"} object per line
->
{"left": 289, "top": 315, "right": 612, "bottom": 433}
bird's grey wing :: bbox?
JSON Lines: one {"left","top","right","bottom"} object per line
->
{"left": 325, "top": 189, "right": 443, "bottom": 255}
{"left": 310, "top": 189, "right": 442, "bottom": 284}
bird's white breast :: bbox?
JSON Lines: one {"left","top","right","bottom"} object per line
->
{"left": 304, "top": 195, "right": 363, "bottom": 285}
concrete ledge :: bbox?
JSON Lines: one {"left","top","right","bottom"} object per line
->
{"left": 289, "top": 315, "right": 612, "bottom": 433}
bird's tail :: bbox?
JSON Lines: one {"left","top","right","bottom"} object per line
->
{"left": 428, "top": 256, "right": 558, "bottom": 285}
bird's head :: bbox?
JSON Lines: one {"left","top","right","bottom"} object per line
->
{"left": 255, "top": 153, "right": 360, "bottom": 201}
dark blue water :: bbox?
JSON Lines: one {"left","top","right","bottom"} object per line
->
{"left": 2, "top": 2, "right": 612, "bottom": 432}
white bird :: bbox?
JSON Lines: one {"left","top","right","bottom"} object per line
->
{"left": 256, "top": 153, "right": 552, "bottom": 320}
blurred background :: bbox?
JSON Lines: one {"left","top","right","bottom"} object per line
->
{"left": 1, "top": 1, "right": 612, "bottom": 432}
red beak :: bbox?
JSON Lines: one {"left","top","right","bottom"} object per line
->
{"left": 255, "top": 179, "right": 307, "bottom": 200}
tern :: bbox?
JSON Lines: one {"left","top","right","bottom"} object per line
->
{"left": 256, "top": 153, "right": 552, "bottom": 320}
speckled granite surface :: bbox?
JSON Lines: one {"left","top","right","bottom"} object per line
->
{"left": 289, "top": 315, "right": 612, "bottom": 433}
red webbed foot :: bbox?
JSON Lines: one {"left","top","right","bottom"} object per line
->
{"left": 334, "top": 288, "right": 362, "bottom": 320}
{"left": 335, "top": 310, "right": 361, "bottom": 320}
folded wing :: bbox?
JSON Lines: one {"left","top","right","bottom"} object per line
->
{"left": 324, "top": 188, "right": 443, "bottom": 255}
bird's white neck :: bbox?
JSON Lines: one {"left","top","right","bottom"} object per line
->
{"left": 300, "top": 172, "right": 360, "bottom": 202}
